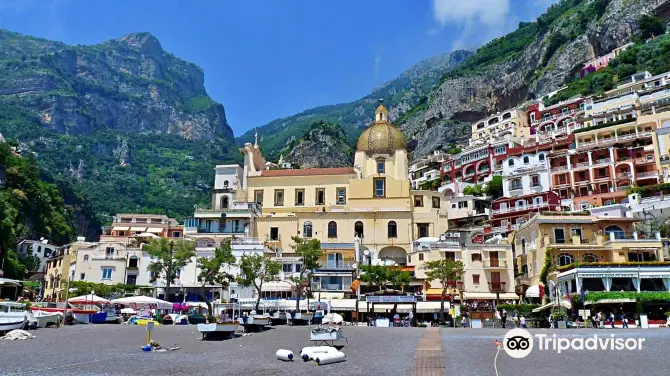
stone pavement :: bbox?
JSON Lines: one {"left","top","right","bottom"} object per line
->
{"left": 412, "top": 327, "right": 444, "bottom": 376}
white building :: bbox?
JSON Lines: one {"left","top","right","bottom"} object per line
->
{"left": 409, "top": 151, "right": 451, "bottom": 190}
{"left": 501, "top": 151, "right": 550, "bottom": 197}
{"left": 17, "top": 240, "right": 58, "bottom": 273}
{"left": 470, "top": 108, "right": 530, "bottom": 146}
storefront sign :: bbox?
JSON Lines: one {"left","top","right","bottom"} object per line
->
{"left": 365, "top": 295, "right": 417, "bottom": 303}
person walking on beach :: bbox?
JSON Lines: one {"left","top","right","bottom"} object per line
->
{"left": 609, "top": 312, "right": 615, "bottom": 328}
{"left": 501, "top": 309, "right": 507, "bottom": 329}
{"left": 621, "top": 314, "right": 628, "bottom": 328}
{"left": 520, "top": 315, "right": 526, "bottom": 329}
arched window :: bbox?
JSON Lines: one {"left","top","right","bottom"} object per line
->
{"left": 83, "top": 254, "right": 89, "bottom": 262}
{"left": 582, "top": 253, "right": 599, "bottom": 263}
{"left": 220, "top": 196, "right": 229, "bottom": 209}
{"left": 605, "top": 225, "right": 625, "bottom": 239}
{"left": 557, "top": 253, "right": 574, "bottom": 266}
{"left": 388, "top": 221, "right": 398, "bottom": 238}
{"left": 355, "top": 221, "right": 364, "bottom": 238}
{"left": 327, "top": 221, "right": 337, "bottom": 238}
{"left": 223, "top": 180, "right": 229, "bottom": 187}
{"left": 303, "top": 221, "right": 313, "bottom": 238}
{"left": 538, "top": 153, "right": 545, "bottom": 162}
{"left": 508, "top": 159, "right": 514, "bottom": 167}
{"left": 523, "top": 156, "right": 529, "bottom": 164}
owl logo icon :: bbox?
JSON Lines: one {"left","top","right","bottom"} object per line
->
{"left": 503, "top": 328, "right": 534, "bottom": 358}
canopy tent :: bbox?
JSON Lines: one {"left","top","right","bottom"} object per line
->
{"left": 525, "top": 285, "right": 541, "bottom": 298}
{"left": 120, "top": 308, "right": 137, "bottom": 314}
{"left": 110, "top": 295, "right": 172, "bottom": 310}
{"left": 260, "top": 281, "right": 295, "bottom": 292}
{"left": 68, "top": 294, "right": 110, "bottom": 304}
{"left": 146, "top": 228, "right": 164, "bottom": 233}
{"left": 532, "top": 300, "right": 572, "bottom": 312}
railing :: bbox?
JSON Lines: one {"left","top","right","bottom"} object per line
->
{"left": 232, "top": 237, "right": 264, "bottom": 245}
{"left": 488, "top": 282, "right": 507, "bottom": 292}
{"left": 635, "top": 157, "right": 654, "bottom": 164}
{"left": 552, "top": 165, "right": 569, "bottom": 172}
{"left": 593, "top": 174, "right": 612, "bottom": 181}
{"left": 509, "top": 185, "right": 523, "bottom": 191}
{"left": 573, "top": 161, "right": 590, "bottom": 168}
{"left": 578, "top": 140, "right": 596, "bottom": 148}
{"left": 637, "top": 171, "right": 658, "bottom": 179}
{"left": 91, "top": 256, "right": 126, "bottom": 261}
{"left": 194, "top": 228, "right": 247, "bottom": 234}
{"left": 318, "top": 261, "right": 355, "bottom": 270}
{"left": 492, "top": 202, "right": 548, "bottom": 215}
{"left": 321, "top": 283, "right": 345, "bottom": 291}
{"left": 491, "top": 226, "right": 509, "bottom": 233}
{"left": 594, "top": 158, "right": 612, "bottom": 165}
{"left": 483, "top": 259, "right": 508, "bottom": 268}
{"left": 553, "top": 180, "right": 570, "bottom": 186}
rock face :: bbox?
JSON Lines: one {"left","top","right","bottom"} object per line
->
{"left": 0, "top": 30, "right": 232, "bottom": 141}
{"left": 237, "top": 50, "right": 472, "bottom": 160}
{"left": 284, "top": 121, "right": 353, "bottom": 168}
{"left": 402, "top": 0, "right": 670, "bottom": 158}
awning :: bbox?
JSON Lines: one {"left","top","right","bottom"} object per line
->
{"left": 329, "top": 299, "right": 356, "bottom": 311}
{"left": 417, "top": 301, "right": 446, "bottom": 313}
{"left": 358, "top": 304, "right": 413, "bottom": 313}
{"left": 260, "top": 281, "right": 295, "bottom": 292}
{"left": 584, "top": 298, "right": 636, "bottom": 306}
{"left": 129, "top": 227, "right": 146, "bottom": 232}
{"left": 463, "top": 292, "right": 518, "bottom": 300}
{"left": 531, "top": 300, "right": 572, "bottom": 312}
{"left": 146, "top": 228, "right": 164, "bottom": 233}
{"left": 525, "top": 285, "right": 540, "bottom": 298}
{"left": 112, "top": 226, "right": 129, "bottom": 231}
{"left": 425, "top": 288, "right": 446, "bottom": 295}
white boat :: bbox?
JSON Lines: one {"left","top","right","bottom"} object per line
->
{"left": 0, "top": 316, "right": 27, "bottom": 332}
{"left": 32, "top": 310, "right": 62, "bottom": 328}
{"left": 237, "top": 315, "right": 270, "bottom": 326}
{"left": 197, "top": 322, "right": 239, "bottom": 338}
{"left": 295, "top": 312, "right": 314, "bottom": 321}
{"left": 272, "top": 311, "right": 287, "bottom": 321}
{"left": 0, "top": 302, "right": 33, "bottom": 329}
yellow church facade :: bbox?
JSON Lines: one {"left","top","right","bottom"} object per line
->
{"left": 238, "top": 104, "right": 449, "bottom": 297}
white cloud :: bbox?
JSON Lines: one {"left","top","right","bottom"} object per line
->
{"left": 373, "top": 52, "right": 382, "bottom": 84}
{"left": 430, "top": 0, "right": 512, "bottom": 49}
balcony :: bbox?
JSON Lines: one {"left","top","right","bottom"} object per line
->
{"left": 317, "top": 261, "right": 355, "bottom": 270}
{"left": 636, "top": 171, "right": 658, "bottom": 180}
{"left": 187, "top": 227, "right": 247, "bottom": 235}
{"left": 483, "top": 259, "right": 508, "bottom": 268}
{"left": 635, "top": 157, "right": 655, "bottom": 165}
{"left": 552, "top": 165, "right": 569, "bottom": 172}
{"left": 553, "top": 180, "right": 570, "bottom": 188}
{"left": 488, "top": 282, "right": 507, "bottom": 292}
{"left": 509, "top": 185, "right": 523, "bottom": 192}
{"left": 593, "top": 174, "right": 612, "bottom": 182}
{"left": 91, "top": 256, "right": 126, "bottom": 261}
{"left": 491, "top": 202, "right": 549, "bottom": 215}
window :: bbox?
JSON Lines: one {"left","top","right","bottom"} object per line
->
{"left": 220, "top": 196, "right": 229, "bottom": 209}
{"left": 508, "top": 159, "right": 514, "bottom": 167}
{"left": 84, "top": 254, "right": 89, "bottom": 262}
{"left": 605, "top": 225, "right": 625, "bottom": 239}
{"left": 105, "top": 247, "right": 114, "bottom": 259}
{"left": 473, "top": 274, "right": 480, "bottom": 284}
{"left": 101, "top": 267, "right": 113, "bottom": 280}
{"left": 521, "top": 238, "right": 526, "bottom": 253}
{"left": 471, "top": 253, "right": 482, "bottom": 262}
{"left": 530, "top": 113, "right": 536, "bottom": 123}
{"left": 172, "top": 231, "right": 181, "bottom": 238}
{"left": 494, "top": 146, "right": 507, "bottom": 155}
{"left": 458, "top": 201, "right": 468, "bottom": 209}
{"left": 223, "top": 180, "right": 229, "bottom": 188}
{"left": 533, "top": 196, "right": 543, "bottom": 205}
{"left": 303, "top": 221, "right": 313, "bottom": 238}
{"left": 418, "top": 223, "right": 429, "bottom": 238}
{"left": 355, "top": 221, "right": 364, "bottom": 238}
{"left": 328, "top": 221, "right": 337, "bottom": 238}
{"left": 295, "top": 189, "right": 305, "bottom": 206}
{"left": 531, "top": 175, "right": 540, "bottom": 187}
{"left": 414, "top": 195, "right": 424, "bottom": 207}
{"left": 419, "top": 253, "right": 424, "bottom": 261}
{"left": 316, "top": 188, "right": 325, "bottom": 205}
{"left": 432, "top": 197, "right": 440, "bottom": 209}
{"left": 554, "top": 228, "right": 566, "bottom": 243}
{"left": 538, "top": 154, "right": 545, "bottom": 162}
{"left": 80, "top": 273, "right": 85, "bottom": 280}
{"left": 336, "top": 187, "right": 346, "bottom": 205}
{"left": 374, "top": 178, "right": 385, "bottom": 197}
{"left": 127, "top": 275, "right": 137, "bottom": 285}
{"left": 254, "top": 190, "right": 263, "bottom": 205}
{"left": 274, "top": 189, "right": 284, "bottom": 206}
{"left": 128, "top": 256, "right": 138, "bottom": 268}
{"left": 562, "top": 107, "right": 569, "bottom": 115}
{"left": 282, "top": 264, "right": 293, "bottom": 273}
{"left": 270, "top": 227, "right": 279, "bottom": 241}
{"left": 582, "top": 253, "right": 599, "bottom": 263}
{"left": 557, "top": 253, "right": 574, "bottom": 266}
{"left": 523, "top": 156, "right": 529, "bottom": 164}
{"left": 387, "top": 221, "right": 398, "bottom": 238}
{"left": 377, "top": 159, "right": 385, "bottom": 174}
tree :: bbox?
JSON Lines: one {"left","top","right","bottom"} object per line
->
{"left": 423, "top": 259, "right": 465, "bottom": 324}
{"left": 145, "top": 238, "right": 196, "bottom": 302}
{"left": 289, "top": 237, "right": 323, "bottom": 310}
{"left": 197, "top": 240, "right": 237, "bottom": 316}
{"left": 485, "top": 175, "right": 503, "bottom": 199}
{"left": 638, "top": 15, "right": 666, "bottom": 41}
{"left": 463, "top": 184, "right": 484, "bottom": 196}
{"left": 237, "top": 254, "right": 281, "bottom": 311}
{"left": 360, "top": 264, "right": 412, "bottom": 292}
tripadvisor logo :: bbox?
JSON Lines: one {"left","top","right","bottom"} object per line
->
{"left": 503, "top": 329, "right": 646, "bottom": 358}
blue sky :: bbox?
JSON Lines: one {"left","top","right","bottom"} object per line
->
{"left": 0, "top": 0, "right": 556, "bottom": 136}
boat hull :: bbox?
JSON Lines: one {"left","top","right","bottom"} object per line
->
{"left": 31, "top": 307, "right": 96, "bottom": 324}
{"left": 197, "top": 323, "right": 239, "bottom": 333}
{"left": 32, "top": 311, "right": 61, "bottom": 328}
{"left": 237, "top": 316, "right": 270, "bottom": 326}
{"left": 0, "top": 317, "right": 27, "bottom": 332}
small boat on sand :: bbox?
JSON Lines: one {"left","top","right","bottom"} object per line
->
{"left": 0, "top": 316, "right": 27, "bottom": 332}
{"left": 197, "top": 322, "right": 239, "bottom": 339}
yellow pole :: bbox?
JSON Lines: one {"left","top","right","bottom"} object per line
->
{"left": 146, "top": 330, "right": 151, "bottom": 345}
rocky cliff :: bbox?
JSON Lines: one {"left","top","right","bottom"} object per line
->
{"left": 284, "top": 121, "right": 353, "bottom": 168}
{"left": 0, "top": 30, "right": 238, "bottom": 224}
{"left": 401, "top": 0, "right": 670, "bottom": 157}
{"left": 0, "top": 30, "right": 232, "bottom": 140}
{"left": 237, "top": 50, "right": 472, "bottom": 161}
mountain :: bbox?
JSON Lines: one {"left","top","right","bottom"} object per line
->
{"left": 237, "top": 50, "right": 472, "bottom": 161}
{"left": 283, "top": 121, "right": 354, "bottom": 168}
{"left": 0, "top": 30, "right": 239, "bottom": 224}
{"left": 401, "top": 0, "right": 670, "bottom": 157}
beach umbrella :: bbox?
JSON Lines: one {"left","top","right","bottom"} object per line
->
{"left": 110, "top": 295, "right": 172, "bottom": 310}
{"left": 68, "top": 294, "right": 110, "bottom": 304}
